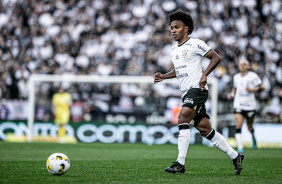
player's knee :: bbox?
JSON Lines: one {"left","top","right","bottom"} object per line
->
{"left": 197, "top": 125, "right": 212, "bottom": 136}
{"left": 178, "top": 116, "right": 188, "bottom": 124}
{"left": 199, "top": 128, "right": 212, "bottom": 136}
{"left": 177, "top": 111, "right": 194, "bottom": 124}
{"left": 196, "top": 118, "right": 212, "bottom": 136}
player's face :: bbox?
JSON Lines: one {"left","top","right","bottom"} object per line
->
{"left": 239, "top": 62, "right": 249, "bottom": 74}
{"left": 171, "top": 20, "right": 188, "bottom": 43}
{"left": 59, "top": 88, "right": 64, "bottom": 93}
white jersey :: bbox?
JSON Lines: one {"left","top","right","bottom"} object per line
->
{"left": 170, "top": 37, "right": 212, "bottom": 98}
{"left": 233, "top": 71, "right": 262, "bottom": 110}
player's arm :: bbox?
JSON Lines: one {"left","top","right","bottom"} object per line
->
{"left": 52, "top": 96, "right": 57, "bottom": 115}
{"left": 227, "top": 87, "right": 236, "bottom": 100}
{"left": 52, "top": 103, "right": 56, "bottom": 114}
{"left": 199, "top": 50, "right": 221, "bottom": 91}
{"left": 246, "top": 84, "right": 265, "bottom": 92}
{"left": 67, "top": 93, "right": 73, "bottom": 106}
{"left": 153, "top": 69, "right": 176, "bottom": 84}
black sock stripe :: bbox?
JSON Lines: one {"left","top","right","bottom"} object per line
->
{"left": 205, "top": 129, "right": 215, "bottom": 140}
{"left": 236, "top": 129, "right": 242, "bottom": 133}
{"left": 178, "top": 124, "right": 190, "bottom": 130}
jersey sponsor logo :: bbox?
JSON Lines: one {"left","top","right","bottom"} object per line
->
{"left": 197, "top": 44, "right": 206, "bottom": 53}
{"left": 177, "top": 73, "right": 188, "bottom": 79}
{"left": 238, "top": 92, "right": 250, "bottom": 97}
{"left": 182, "top": 49, "right": 188, "bottom": 58}
{"left": 184, "top": 98, "right": 194, "bottom": 104}
{"left": 175, "top": 55, "right": 179, "bottom": 59}
{"left": 175, "top": 65, "right": 186, "bottom": 70}
{"left": 240, "top": 103, "right": 250, "bottom": 106}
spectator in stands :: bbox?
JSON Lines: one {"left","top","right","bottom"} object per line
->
{"left": 0, "top": 100, "right": 9, "bottom": 120}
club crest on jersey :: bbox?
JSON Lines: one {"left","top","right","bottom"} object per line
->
{"left": 182, "top": 49, "right": 188, "bottom": 58}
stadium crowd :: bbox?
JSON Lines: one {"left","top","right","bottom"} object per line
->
{"left": 0, "top": 0, "right": 281, "bottom": 123}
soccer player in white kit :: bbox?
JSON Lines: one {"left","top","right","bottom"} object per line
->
{"left": 153, "top": 10, "right": 244, "bottom": 175}
{"left": 228, "top": 59, "right": 265, "bottom": 153}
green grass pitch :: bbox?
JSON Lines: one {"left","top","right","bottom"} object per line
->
{"left": 0, "top": 142, "right": 281, "bottom": 184}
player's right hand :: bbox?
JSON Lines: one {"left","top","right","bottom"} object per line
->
{"left": 153, "top": 73, "right": 164, "bottom": 84}
{"left": 227, "top": 93, "right": 233, "bottom": 100}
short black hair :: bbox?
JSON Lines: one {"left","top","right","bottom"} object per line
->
{"left": 168, "top": 10, "right": 194, "bottom": 35}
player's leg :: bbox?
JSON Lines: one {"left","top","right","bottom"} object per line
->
{"left": 55, "top": 116, "right": 64, "bottom": 138}
{"left": 57, "top": 113, "right": 69, "bottom": 138}
{"left": 164, "top": 88, "right": 208, "bottom": 174}
{"left": 58, "top": 124, "right": 66, "bottom": 138}
{"left": 196, "top": 117, "right": 239, "bottom": 160}
{"left": 235, "top": 112, "right": 244, "bottom": 153}
{"left": 164, "top": 106, "right": 195, "bottom": 174}
{"left": 177, "top": 107, "right": 195, "bottom": 165}
{"left": 246, "top": 112, "right": 256, "bottom": 149}
{"left": 194, "top": 105, "right": 244, "bottom": 175}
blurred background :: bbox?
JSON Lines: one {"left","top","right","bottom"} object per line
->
{"left": 0, "top": 0, "right": 281, "bottom": 144}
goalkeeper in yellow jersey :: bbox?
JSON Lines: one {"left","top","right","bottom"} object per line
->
{"left": 52, "top": 87, "right": 72, "bottom": 139}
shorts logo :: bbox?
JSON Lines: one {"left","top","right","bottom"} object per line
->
{"left": 247, "top": 111, "right": 255, "bottom": 118}
{"left": 235, "top": 108, "right": 242, "bottom": 113}
{"left": 184, "top": 98, "right": 194, "bottom": 104}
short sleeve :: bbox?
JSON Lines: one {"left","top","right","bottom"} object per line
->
{"left": 233, "top": 75, "right": 238, "bottom": 88}
{"left": 252, "top": 73, "right": 262, "bottom": 87}
{"left": 194, "top": 39, "right": 212, "bottom": 57}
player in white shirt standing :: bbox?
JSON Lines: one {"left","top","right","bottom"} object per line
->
{"left": 228, "top": 59, "right": 265, "bottom": 153}
{"left": 153, "top": 10, "right": 244, "bottom": 175}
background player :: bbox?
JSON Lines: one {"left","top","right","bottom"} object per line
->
{"left": 228, "top": 59, "right": 265, "bottom": 153}
{"left": 52, "top": 87, "right": 72, "bottom": 140}
{"left": 153, "top": 10, "right": 244, "bottom": 175}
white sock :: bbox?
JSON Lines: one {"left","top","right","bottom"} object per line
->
{"left": 235, "top": 133, "right": 243, "bottom": 150}
{"left": 177, "top": 126, "right": 190, "bottom": 165}
{"left": 210, "top": 130, "right": 238, "bottom": 160}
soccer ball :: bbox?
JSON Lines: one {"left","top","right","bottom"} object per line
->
{"left": 46, "top": 153, "right": 70, "bottom": 175}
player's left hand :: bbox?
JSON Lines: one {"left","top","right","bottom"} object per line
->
{"left": 153, "top": 73, "right": 164, "bottom": 84}
{"left": 199, "top": 75, "right": 207, "bottom": 91}
{"left": 246, "top": 86, "right": 254, "bottom": 92}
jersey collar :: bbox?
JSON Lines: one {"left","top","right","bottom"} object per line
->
{"left": 178, "top": 38, "right": 190, "bottom": 47}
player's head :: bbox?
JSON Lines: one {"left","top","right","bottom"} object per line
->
{"left": 59, "top": 87, "right": 64, "bottom": 93}
{"left": 169, "top": 10, "right": 194, "bottom": 41}
{"left": 239, "top": 59, "right": 250, "bottom": 74}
